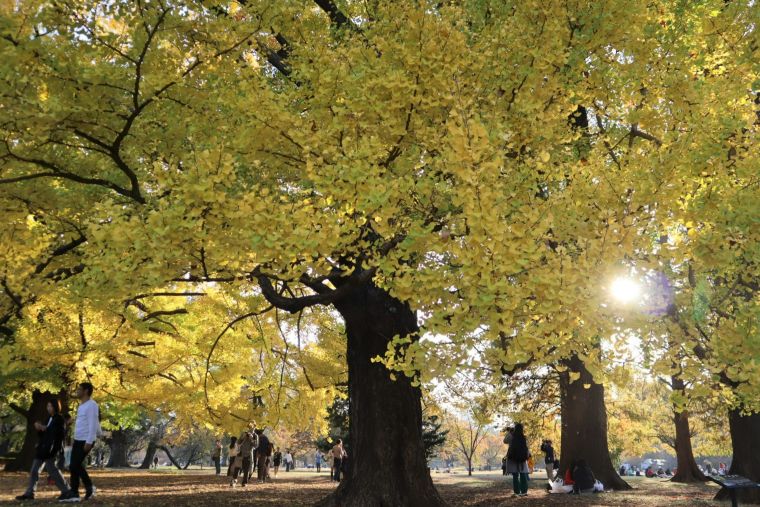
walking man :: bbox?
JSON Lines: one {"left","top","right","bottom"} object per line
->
{"left": 61, "top": 382, "right": 99, "bottom": 503}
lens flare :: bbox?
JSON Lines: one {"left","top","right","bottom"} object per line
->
{"left": 610, "top": 277, "right": 641, "bottom": 304}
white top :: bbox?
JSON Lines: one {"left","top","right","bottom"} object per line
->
{"left": 284, "top": 452, "right": 293, "bottom": 463}
{"left": 73, "top": 399, "right": 100, "bottom": 444}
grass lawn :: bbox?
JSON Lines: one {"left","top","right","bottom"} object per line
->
{"left": 0, "top": 468, "right": 726, "bottom": 505}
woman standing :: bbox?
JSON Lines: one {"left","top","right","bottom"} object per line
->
{"left": 506, "top": 423, "right": 530, "bottom": 498}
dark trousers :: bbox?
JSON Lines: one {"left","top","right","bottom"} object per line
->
{"left": 333, "top": 458, "right": 342, "bottom": 481}
{"left": 257, "top": 456, "right": 269, "bottom": 481}
{"left": 213, "top": 457, "right": 221, "bottom": 475}
{"left": 232, "top": 457, "right": 251, "bottom": 484}
{"left": 316, "top": 462, "right": 321, "bottom": 473}
{"left": 512, "top": 472, "right": 528, "bottom": 494}
{"left": 70, "top": 441, "right": 93, "bottom": 496}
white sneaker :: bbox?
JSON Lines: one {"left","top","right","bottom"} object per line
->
{"left": 59, "top": 495, "right": 81, "bottom": 503}
{"left": 85, "top": 486, "right": 97, "bottom": 500}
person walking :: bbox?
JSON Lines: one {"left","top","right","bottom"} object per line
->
{"left": 272, "top": 448, "right": 282, "bottom": 477}
{"left": 540, "top": 439, "right": 556, "bottom": 482}
{"left": 255, "top": 429, "right": 271, "bottom": 482}
{"left": 16, "top": 399, "right": 71, "bottom": 501}
{"left": 284, "top": 450, "right": 293, "bottom": 472}
{"left": 227, "top": 436, "right": 239, "bottom": 485}
{"left": 212, "top": 439, "right": 222, "bottom": 476}
{"left": 60, "top": 382, "right": 99, "bottom": 503}
{"left": 315, "top": 450, "right": 322, "bottom": 473}
{"left": 234, "top": 424, "right": 258, "bottom": 486}
{"left": 331, "top": 440, "right": 346, "bottom": 482}
{"left": 506, "top": 423, "right": 530, "bottom": 498}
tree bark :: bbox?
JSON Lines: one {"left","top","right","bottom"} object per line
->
{"left": 559, "top": 355, "right": 630, "bottom": 490}
{"left": 670, "top": 377, "right": 706, "bottom": 483}
{"left": 106, "top": 428, "right": 131, "bottom": 468}
{"left": 158, "top": 445, "right": 183, "bottom": 470}
{"left": 317, "top": 282, "right": 446, "bottom": 507}
{"left": 4, "top": 390, "right": 67, "bottom": 472}
{"left": 140, "top": 440, "right": 158, "bottom": 469}
{"left": 715, "top": 409, "right": 760, "bottom": 503}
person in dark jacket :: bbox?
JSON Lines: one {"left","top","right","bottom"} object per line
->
{"left": 540, "top": 439, "right": 556, "bottom": 481}
{"left": 255, "top": 429, "right": 271, "bottom": 482}
{"left": 506, "top": 423, "right": 530, "bottom": 497}
{"left": 16, "top": 400, "right": 71, "bottom": 501}
{"left": 572, "top": 459, "right": 596, "bottom": 493}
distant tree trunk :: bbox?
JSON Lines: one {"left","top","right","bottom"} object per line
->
{"left": 467, "top": 457, "right": 473, "bottom": 476}
{"left": 140, "top": 440, "right": 157, "bottom": 469}
{"left": 715, "top": 409, "right": 760, "bottom": 503}
{"left": 559, "top": 355, "right": 630, "bottom": 490}
{"left": 670, "top": 377, "right": 706, "bottom": 483}
{"left": 158, "top": 445, "right": 183, "bottom": 470}
{"left": 317, "top": 282, "right": 447, "bottom": 507}
{"left": 5, "top": 390, "right": 67, "bottom": 472}
{"left": 106, "top": 428, "right": 131, "bottom": 468}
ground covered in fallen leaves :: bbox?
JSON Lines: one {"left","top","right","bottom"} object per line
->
{"left": 0, "top": 468, "right": 726, "bottom": 506}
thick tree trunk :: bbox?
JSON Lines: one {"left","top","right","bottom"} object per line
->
{"left": 670, "top": 377, "right": 706, "bottom": 483}
{"left": 559, "top": 355, "right": 630, "bottom": 490}
{"left": 5, "top": 390, "right": 67, "bottom": 472}
{"left": 317, "top": 282, "right": 446, "bottom": 507}
{"left": 140, "top": 440, "right": 157, "bottom": 469}
{"left": 715, "top": 409, "right": 760, "bottom": 504}
{"left": 106, "top": 428, "right": 131, "bottom": 468}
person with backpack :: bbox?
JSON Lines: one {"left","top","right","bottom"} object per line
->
{"left": 16, "top": 399, "right": 71, "bottom": 502}
{"left": 506, "top": 423, "right": 530, "bottom": 498}
{"left": 255, "top": 429, "right": 271, "bottom": 482}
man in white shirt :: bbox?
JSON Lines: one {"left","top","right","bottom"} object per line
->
{"left": 61, "top": 382, "right": 99, "bottom": 503}
{"left": 284, "top": 451, "right": 293, "bottom": 472}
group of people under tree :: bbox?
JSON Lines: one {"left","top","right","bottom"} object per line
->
{"left": 15, "top": 383, "right": 100, "bottom": 503}
{"left": 502, "top": 424, "right": 600, "bottom": 497}
{"left": 226, "top": 424, "right": 272, "bottom": 487}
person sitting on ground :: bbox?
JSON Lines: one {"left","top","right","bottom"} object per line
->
{"left": 564, "top": 462, "right": 575, "bottom": 487}
{"left": 645, "top": 466, "right": 655, "bottom": 478}
{"left": 572, "top": 459, "right": 596, "bottom": 494}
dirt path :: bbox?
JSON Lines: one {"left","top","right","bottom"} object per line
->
{"left": 0, "top": 469, "right": 724, "bottom": 506}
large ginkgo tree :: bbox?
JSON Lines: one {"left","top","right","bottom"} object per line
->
{"left": 1, "top": 0, "right": 757, "bottom": 505}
